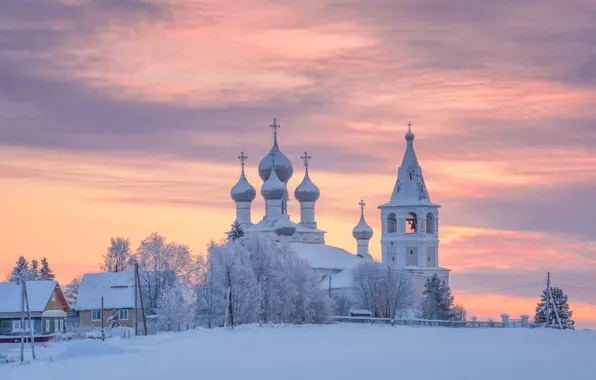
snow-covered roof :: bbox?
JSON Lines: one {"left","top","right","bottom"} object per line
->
{"left": 290, "top": 243, "right": 362, "bottom": 271}
{"left": 0, "top": 280, "right": 58, "bottom": 313}
{"left": 76, "top": 272, "right": 135, "bottom": 311}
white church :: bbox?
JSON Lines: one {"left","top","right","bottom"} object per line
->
{"left": 229, "top": 119, "right": 450, "bottom": 292}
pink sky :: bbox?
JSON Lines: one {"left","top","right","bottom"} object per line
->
{"left": 1, "top": 0, "right": 595, "bottom": 328}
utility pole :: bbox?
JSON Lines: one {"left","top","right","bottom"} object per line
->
{"left": 135, "top": 265, "right": 148, "bottom": 336}
{"left": 545, "top": 272, "right": 551, "bottom": 327}
{"left": 134, "top": 262, "right": 139, "bottom": 336}
{"left": 101, "top": 296, "right": 105, "bottom": 341}
{"left": 23, "top": 281, "right": 36, "bottom": 359}
{"left": 19, "top": 278, "right": 25, "bottom": 363}
{"left": 548, "top": 286, "right": 563, "bottom": 329}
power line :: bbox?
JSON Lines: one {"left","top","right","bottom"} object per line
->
{"left": 453, "top": 282, "right": 542, "bottom": 295}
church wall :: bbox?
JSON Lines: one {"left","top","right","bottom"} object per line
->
{"left": 406, "top": 246, "right": 418, "bottom": 266}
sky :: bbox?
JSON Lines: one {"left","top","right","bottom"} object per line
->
{"left": 1, "top": 0, "right": 595, "bottom": 328}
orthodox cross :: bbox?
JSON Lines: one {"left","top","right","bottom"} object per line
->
{"left": 359, "top": 199, "right": 366, "bottom": 214}
{"left": 300, "top": 151, "right": 312, "bottom": 168}
{"left": 270, "top": 118, "right": 280, "bottom": 136}
{"left": 238, "top": 152, "right": 247, "bottom": 169}
{"left": 407, "top": 121, "right": 412, "bottom": 133}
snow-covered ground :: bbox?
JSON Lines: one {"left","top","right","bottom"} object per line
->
{"left": 1, "top": 324, "right": 595, "bottom": 380}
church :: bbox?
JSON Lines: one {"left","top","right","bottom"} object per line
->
{"left": 229, "top": 119, "right": 450, "bottom": 291}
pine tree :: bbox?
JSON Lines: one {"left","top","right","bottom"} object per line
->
{"left": 534, "top": 286, "right": 574, "bottom": 329}
{"left": 10, "top": 256, "right": 29, "bottom": 281}
{"left": 29, "top": 259, "right": 40, "bottom": 281}
{"left": 420, "top": 274, "right": 454, "bottom": 320}
{"left": 39, "top": 257, "right": 55, "bottom": 281}
{"left": 227, "top": 220, "right": 245, "bottom": 242}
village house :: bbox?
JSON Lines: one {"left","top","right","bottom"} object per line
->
{"left": 76, "top": 272, "right": 138, "bottom": 329}
{"left": 0, "top": 280, "right": 70, "bottom": 337}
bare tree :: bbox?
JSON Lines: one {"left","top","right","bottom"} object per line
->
{"left": 63, "top": 275, "right": 82, "bottom": 305}
{"left": 452, "top": 304, "right": 468, "bottom": 321}
{"left": 351, "top": 261, "right": 415, "bottom": 318}
{"left": 101, "top": 237, "right": 132, "bottom": 272}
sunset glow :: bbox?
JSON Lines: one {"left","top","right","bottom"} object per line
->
{"left": 1, "top": 0, "right": 595, "bottom": 328}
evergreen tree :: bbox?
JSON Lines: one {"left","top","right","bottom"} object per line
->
{"left": 420, "top": 274, "right": 454, "bottom": 320}
{"left": 10, "top": 256, "right": 30, "bottom": 281}
{"left": 227, "top": 220, "right": 245, "bottom": 242}
{"left": 29, "top": 259, "right": 40, "bottom": 281}
{"left": 534, "top": 286, "right": 574, "bottom": 329}
{"left": 39, "top": 257, "right": 55, "bottom": 281}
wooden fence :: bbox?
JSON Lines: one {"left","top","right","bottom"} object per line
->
{"left": 329, "top": 316, "right": 519, "bottom": 328}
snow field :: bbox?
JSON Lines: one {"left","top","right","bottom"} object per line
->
{"left": 1, "top": 324, "right": 595, "bottom": 380}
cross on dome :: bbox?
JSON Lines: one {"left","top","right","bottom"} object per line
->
{"left": 238, "top": 152, "right": 248, "bottom": 169}
{"left": 407, "top": 121, "right": 412, "bottom": 133}
{"left": 359, "top": 199, "right": 366, "bottom": 214}
{"left": 270, "top": 118, "right": 281, "bottom": 136}
{"left": 301, "top": 151, "right": 312, "bottom": 168}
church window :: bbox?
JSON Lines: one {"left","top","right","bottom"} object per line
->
{"left": 408, "top": 172, "right": 413, "bottom": 180}
{"left": 392, "top": 257, "right": 395, "bottom": 262}
{"left": 387, "top": 213, "right": 397, "bottom": 233}
{"left": 406, "top": 212, "right": 417, "bottom": 233}
{"left": 410, "top": 250, "right": 414, "bottom": 255}
{"left": 426, "top": 213, "right": 435, "bottom": 234}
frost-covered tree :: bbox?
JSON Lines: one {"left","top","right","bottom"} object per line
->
{"left": 452, "top": 304, "right": 467, "bottom": 321}
{"left": 10, "top": 256, "right": 30, "bottom": 281}
{"left": 350, "top": 261, "right": 415, "bottom": 318}
{"left": 135, "top": 233, "right": 195, "bottom": 314}
{"left": 420, "top": 274, "right": 454, "bottom": 320}
{"left": 64, "top": 275, "right": 82, "bottom": 305}
{"left": 195, "top": 236, "right": 331, "bottom": 328}
{"left": 227, "top": 220, "right": 245, "bottom": 242}
{"left": 29, "top": 259, "right": 40, "bottom": 281}
{"left": 155, "top": 281, "right": 189, "bottom": 332}
{"left": 39, "top": 257, "right": 55, "bottom": 281}
{"left": 534, "top": 286, "right": 574, "bottom": 328}
{"left": 101, "top": 237, "right": 132, "bottom": 272}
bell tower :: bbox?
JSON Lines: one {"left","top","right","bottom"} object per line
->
{"left": 378, "top": 122, "right": 440, "bottom": 270}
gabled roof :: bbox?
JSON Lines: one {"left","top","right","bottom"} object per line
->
{"left": 0, "top": 281, "right": 58, "bottom": 313}
{"left": 76, "top": 272, "right": 135, "bottom": 311}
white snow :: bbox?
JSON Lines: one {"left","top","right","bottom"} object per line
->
{"left": 1, "top": 324, "right": 594, "bottom": 379}
{"left": 0, "top": 281, "right": 57, "bottom": 313}
{"left": 75, "top": 272, "right": 135, "bottom": 311}
{"left": 290, "top": 243, "right": 362, "bottom": 271}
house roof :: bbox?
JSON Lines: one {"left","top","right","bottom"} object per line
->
{"left": 0, "top": 280, "right": 58, "bottom": 313}
{"left": 76, "top": 272, "right": 136, "bottom": 311}
{"left": 290, "top": 243, "right": 363, "bottom": 271}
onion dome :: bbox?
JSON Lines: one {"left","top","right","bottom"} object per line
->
{"left": 274, "top": 214, "right": 296, "bottom": 237}
{"left": 231, "top": 152, "right": 256, "bottom": 202}
{"left": 258, "top": 119, "right": 294, "bottom": 183}
{"left": 294, "top": 151, "right": 320, "bottom": 202}
{"left": 352, "top": 200, "right": 374, "bottom": 240}
{"left": 261, "top": 165, "right": 286, "bottom": 200}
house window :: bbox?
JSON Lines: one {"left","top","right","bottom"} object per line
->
{"left": 51, "top": 291, "right": 56, "bottom": 302}
{"left": 92, "top": 309, "right": 101, "bottom": 321}
{"left": 54, "top": 319, "right": 59, "bottom": 332}
{"left": 12, "top": 320, "right": 21, "bottom": 332}
{"left": 59, "top": 319, "right": 64, "bottom": 332}
{"left": 119, "top": 309, "right": 129, "bottom": 321}
{"left": 46, "top": 319, "right": 51, "bottom": 332}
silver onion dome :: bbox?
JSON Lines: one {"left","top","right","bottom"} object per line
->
{"left": 258, "top": 119, "right": 294, "bottom": 183}
{"left": 352, "top": 200, "right": 374, "bottom": 240}
{"left": 231, "top": 171, "right": 256, "bottom": 202}
{"left": 405, "top": 121, "right": 415, "bottom": 147}
{"left": 295, "top": 152, "right": 320, "bottom": 202}
{"left": 261, "top": 165, "right": 286, "bottom": 200}
{"left": 274, "top": 214, "right": 296, "bottom": 237}
{"left": 231, "top": 152, "right": 256, "bottom": 202}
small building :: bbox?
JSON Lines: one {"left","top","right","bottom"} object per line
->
{"left": 0, "top": 281, "right": 70, "bottom": 337}
{"left": 76, "top": 272, "right": 138, "bottom": 329}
